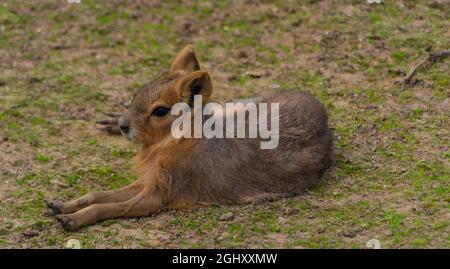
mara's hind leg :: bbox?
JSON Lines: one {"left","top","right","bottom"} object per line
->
{"left": 55, "top": 188, "right": 161, "bottom": 231}
{"left": 45, "top": 180, "right": 143, "bottom": 215}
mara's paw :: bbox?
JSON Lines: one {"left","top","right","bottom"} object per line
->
{"left": 96, "top": 112, "right": 122, "bottom": 135}
{"left": 44, "top": 199, "right": 63, "bottom": 215}
{"left": 55, "top": 215, "right": 78, "bottom": 231}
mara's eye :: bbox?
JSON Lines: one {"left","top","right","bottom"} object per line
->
{"left": 151, "top": 107, "right": 170, "bottom": 117}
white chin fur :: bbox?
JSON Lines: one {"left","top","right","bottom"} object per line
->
{"left": 123, "top": 128, "right": 137, "bottom": 142}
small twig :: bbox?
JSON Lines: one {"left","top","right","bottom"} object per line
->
{"left": 395, "top": 50, "right": 450, "bottom": 90}
{"left": 102, "top": 111, "right": 121, "bottom": 118}
{"left": 195, "top": 201, "right": 221, "bottom": 207}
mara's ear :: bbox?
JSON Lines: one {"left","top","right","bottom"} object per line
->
{"left": 170, "top": 44, "right": 200, "bottom": 73}
{"left": 175, "top": 71, "right": 212, "bottom": 106}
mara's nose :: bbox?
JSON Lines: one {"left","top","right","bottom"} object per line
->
{"left": 119, "top": 123, "right": 130, "bottom": 134}
{"left": 118, "top": 118, "right": 130, "bottom": 134}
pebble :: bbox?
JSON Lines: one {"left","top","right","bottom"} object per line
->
{"left": 284, "top": 208, "right": 298, "bottom": 216}
{"left": 219, "top": 212, "right": 234, "bottom": 221}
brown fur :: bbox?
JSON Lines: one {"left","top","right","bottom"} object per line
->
{"left": 46, "top": 45, "right": 333, "bottom": 230}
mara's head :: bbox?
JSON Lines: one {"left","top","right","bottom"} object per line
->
{"left": 118, "top": 45, "right": 213, "bottom": 146}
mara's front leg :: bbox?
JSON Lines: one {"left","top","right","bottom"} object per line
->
{"left": 55, "top": 187, "right": 162, "bottom": 231}
{"left": 45, "top": 180, "right": 143, "bottom": 215}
